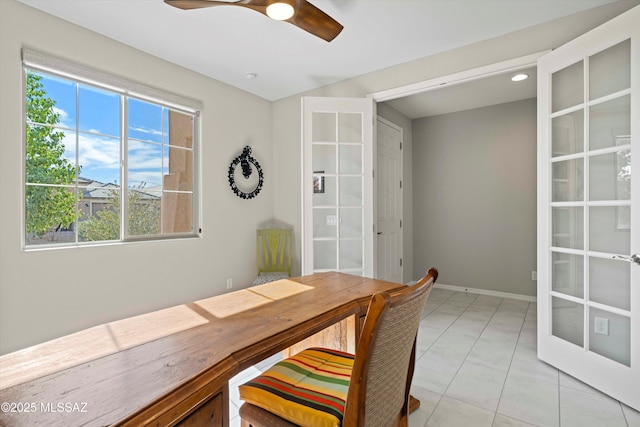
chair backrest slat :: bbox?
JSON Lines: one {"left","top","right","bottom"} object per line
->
{"left": 257, "top": 229, "right": 292, "bottom": 276}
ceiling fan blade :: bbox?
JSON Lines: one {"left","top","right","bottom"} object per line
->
{"left": 287, "top": 0, "right": 343, "bottom": 42}
{"left": 164, "top": 0, "right": 248, "bottom": 11}
{"left": 165, "top": 0, "right": 343, "bottom": 42}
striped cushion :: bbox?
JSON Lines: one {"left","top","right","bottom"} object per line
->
{"left": 239, "top": 347, "right": 355, "bottom": 427}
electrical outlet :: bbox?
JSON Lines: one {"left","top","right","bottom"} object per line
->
{"left": 594, "top": 317, "right": 609, "bottom": 335}
{"left": 226, "top": 278, "right": 233, "bottom": 289}
{"left": 531, "top": 271, "right": 537, "bottom": 281}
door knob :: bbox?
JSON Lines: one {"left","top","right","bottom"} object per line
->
{"left": 612, "top": 254, "right": 640, "bottom": 266}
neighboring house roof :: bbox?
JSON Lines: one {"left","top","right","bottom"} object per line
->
{"left": 78, "top": 177, "right": 160, "bottom": 200}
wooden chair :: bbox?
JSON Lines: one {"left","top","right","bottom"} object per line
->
{"left": 239, "top": 268, "right": 438, "bottom": 427}
{"left": 253, "top": 228, "right": 292, "bottom": 285}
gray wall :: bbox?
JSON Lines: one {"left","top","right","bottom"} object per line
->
{"left": 412, "top": 99, "right": 537, "bottom": 296}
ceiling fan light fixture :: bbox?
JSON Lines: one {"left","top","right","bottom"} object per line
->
{"left": 266, "top": 2, "right": 295, "bottom": 21}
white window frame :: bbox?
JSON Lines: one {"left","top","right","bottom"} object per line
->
{"left": 22, "top": 48, "right": 203, "bottom": 249}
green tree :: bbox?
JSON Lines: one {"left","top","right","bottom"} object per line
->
{"left": 25, "top": 72, "right": 79, "bottom": 241}
{"left": 78, "top": 184, "right": 161, "bottom": 241}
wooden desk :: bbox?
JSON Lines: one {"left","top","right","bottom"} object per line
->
{"left": 0, "top": 272, "right": 405, "bottom": 426}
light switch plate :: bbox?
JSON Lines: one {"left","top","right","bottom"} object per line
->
{"left": 594, "top": 317, "right": 609, "bottom": 335}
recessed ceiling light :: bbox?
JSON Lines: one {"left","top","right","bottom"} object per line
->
{"left": 266, "top": 2, "right": 295, "bottom": 21}
{"left": 245, "top": 72, "right": 258, "bottom": 80}
{"left": 511, "top": 73, "right": 529, "bottom": 82}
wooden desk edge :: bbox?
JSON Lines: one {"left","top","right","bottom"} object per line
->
{"left": 1, "top": 275, "right": 409, "bottom": 427}
{"left": 114, "top": 296, "right": 374, "bottom": 426}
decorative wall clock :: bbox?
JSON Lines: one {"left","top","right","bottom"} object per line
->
{"left": 228, "top": 146, "right": 264, "bottom": 199}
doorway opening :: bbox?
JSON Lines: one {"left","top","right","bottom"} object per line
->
{"left": 370, "top": 51, "right": 545, "bottom": 288}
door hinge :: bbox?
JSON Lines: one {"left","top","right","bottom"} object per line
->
{"left": 400, "top": 220, "right": 402, "bottom": 228}
{"left": 400, "top": 180, "right": 402, "bottom": 189}
{"left": 400, "top": 142, "right": 403, "bottom": 150}
{"left": 400, "top": 258, "right": 403, "bottom": 266}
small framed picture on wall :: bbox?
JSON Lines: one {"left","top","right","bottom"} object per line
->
{"left": 313, "top": 171, "right": 324, "bottom": 193}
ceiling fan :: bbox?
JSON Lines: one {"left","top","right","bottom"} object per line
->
{"left": 164, "top": 0, "right": 344, "bottom": 42}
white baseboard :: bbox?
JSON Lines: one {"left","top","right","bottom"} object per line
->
{"left": 432, "top": 283, "right": 537, "bottom": 303}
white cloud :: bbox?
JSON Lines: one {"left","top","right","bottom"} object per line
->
{"left": 79, "top": 134, "right": 120, "bottom": 167}
{"left": 128, "top": 141, "right": 162, "bottom": 170}
{"left": 128, "top": 171, "right": 163, "bottom": 187}
{"left": 53, "top": 107, "right": 69, "bottom": 121}
{"left": 61, "top": 131, "right": 120, "bottom": 182}
{"left": 60, "top": 130, "right": 174, "bottom": 186}
{"left": 53, "top": 107, "right": 73, "bottom": 128}
{"left": 129, "top": 126, "right": 163, "bottom": 136}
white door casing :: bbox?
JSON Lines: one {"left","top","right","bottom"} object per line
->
{"left": 537, "top": 6, "right": 639, "bottom": 410}
{"left": 376, "top": 116, "right": 403, "bottom": 283}
{"left": 302, "top": 97, "right": 374, "bottom": 277}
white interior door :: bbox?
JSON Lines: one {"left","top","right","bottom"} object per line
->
{"left": 376, "top": 116, "right": 403, "bottom": 283}
{"left": 537, "top": 6, "right": 639, "bottom": 409}
{"left": 302, "top": 97, "right": 374, "bottom": 277}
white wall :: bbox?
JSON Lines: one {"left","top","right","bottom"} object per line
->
{"left": 271, "top": 1, "right": 637, "bottom": 285}
{"left": 0, "top": 0, "right": 273, "bottom": 354}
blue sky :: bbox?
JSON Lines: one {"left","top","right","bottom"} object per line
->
{"left": 31, "top": 70, "right": 174, "bottom": 189}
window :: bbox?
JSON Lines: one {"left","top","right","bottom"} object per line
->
{"left": 23, "top": 50, "right": 201, "bottom": 248}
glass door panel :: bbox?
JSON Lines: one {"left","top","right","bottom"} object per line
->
{"left": 313, "top": 145, "right": 337, "bottom": 174}
{"left": 312, "top": 112, "right": 336, "bottom": 142}
{"left": 552, "top": 110, "right": 584, "bottom": 156}
{"left": 339, "top": 207, "right": 363, "bottom": 238}
{"left": 589, "top": 257, "right": 630, "bottom": 311}
{"left": 313, "top": 208, "right": 337, "bottom": 238}
{"left": 589, "top": 151, "right": 631, "bottom": 201}
{"left": 552, "top": 159, "right": 584, "bottom": 201}
{"left": 314, "top": 240, "right": 337, "bottom": 270}
{"left": 339, "top": 145, "right": 363, "bottom": 174}
{"left": 589, "top": 39, "right": 631, "bottom": 100}
{"left": 552, "top": 297, "right": 584, "bottom": 347}
{"left": 339, "top": 240, "right": 363, "bottom": 270}
{"left": 551, "top": 252, "right": 584, "bottom": 298}
{"left": 552, "top": 207, "right": 583, "bottom": 249}
{"left": 338, "top": 113, "right": 363, "bottom": 142}
{"left": 551, "top": 61, "right": 583, "bottom": 112}
{"left": 589, "top": 307, "right": 631, "bottom": 367}
{"left": 339, "top": 176, "right": 363, "bottom": 205}
{"left": 589, "top": 206, "right": 630, "bottom": 254}
{"left": 589, "top": 95, "right": 630, "bottom": 150}
{"left": 313, "top": 176, "right": 336, "bottom": 206}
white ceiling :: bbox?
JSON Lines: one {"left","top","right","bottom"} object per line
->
{"left": 386, "top": 66, "right": 538, "bottom": 119}
{"left": 18, "top": 0, "right": 619, "bottom": 118}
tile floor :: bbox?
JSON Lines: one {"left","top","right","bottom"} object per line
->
{"left": 228, "top": 288, "right": 640, "bottom": 427}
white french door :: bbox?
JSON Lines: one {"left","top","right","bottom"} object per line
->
{"left": 302, "top": 97, "right": 374, "bottom": 277}
{"left": 537, "top": 6, "right": 639, "bottom": 410}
